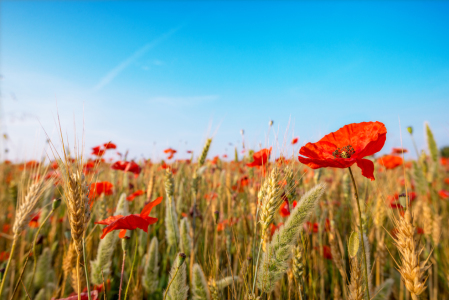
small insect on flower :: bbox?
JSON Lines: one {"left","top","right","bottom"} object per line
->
{"left": 377, "top": 155, "right": 403, "bottom": 170}
{"left": 298, "top": 121, "right": 387, "bottom": 180}
{"left": 95, "top": 196, "right": 162, "bottom": 239}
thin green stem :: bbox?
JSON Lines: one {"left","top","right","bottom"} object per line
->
{"left": 83, "top": 239, "right": 92, "bottom": 300}
{"left": 118, "top": 249, "right": 127, "bottom": 300}
{"left": 28, "top": 209, "right": 54, "bottom": 291}
{"left": 163, "top": 265, "right": 181, "bottom": 300}
{"left": 12, "top": 209, "right": 54, "bottom": 299}
{"left": 0, "top": 238, "right": 18, "bottom": 297}
{"left": 348, "top": 167, "right": 371, "bottom": 300}
{"left": 124, "top": 237, "right": 138, "bottom": 300}
{"left": 251, "top": 240, "right": 263, "bottom": 295}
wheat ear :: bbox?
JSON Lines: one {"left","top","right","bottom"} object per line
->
{"left": 257, "top": 184, "right": 325, "bottom": 293}
{"left": 142, "top": 236, "right": 160, "bottom": 294}
{"left": 392, "top": 209, "right": 431, "bottom": 299}
{"left": 192, "top": 263, "right": 212, "bottom": 300}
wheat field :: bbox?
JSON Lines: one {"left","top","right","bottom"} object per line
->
{"left": 0, "top": 121, "right": 448, "bottom": 300}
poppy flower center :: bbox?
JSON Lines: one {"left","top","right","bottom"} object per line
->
{"left": 332, "top": 145, "right": 355, "bottom": 159}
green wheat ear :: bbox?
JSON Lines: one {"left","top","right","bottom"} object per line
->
{"left": 192, "top": 263, "right": 211, "bottom": 300}
{"left": 142, "top": 236, "right": 160, "bottom": 294}
{"left": 34, "top": 247, "right": 52, "bottom": 290}
{"left": 165, "top": 253, "right": 189, "bottom": 300}
{"left": 257, "top": 183, "right": 326, "bottom": 293}
{"left": 179, "top": 218, "right": 192, "bottom": 257}
{"left": 115, "top": 192, "right": 129, "bottom": 215}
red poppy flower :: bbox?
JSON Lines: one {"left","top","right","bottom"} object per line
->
{"left": 29, "top": 212, "right": 40, "bottom": 228}
{"left": 126, "top": 190, "right": 145, "bottom": 201}
{"left": 416, "top": 227, "right": 424, "bottom": 235}
{"left": 291, "top": 137, "right": 299, "bottom": 145}
{"left": 111, "top": 160, "right": 141, "bottom": 175}
{"left": 0, "top": 251, "right": 10, "bottom": 262}
{"left": 92, "top": 146, "right": 106, "bottom": 157}
{"left": 440, "top": 157, "right": 449, "bottom": 166}
{"left": 103, "top": 142, "right": 117, "bottom": 149}
{"left": 270, "top": 222, "right": 283, "bottom": 237}
{"left": 279, "top": 200, "right": 297, "bottom": 217}
{"left": 439, "top": 190, "right": 449, "bottom": 200}
{"left": 247, "top": 147, "right": 272, "bottom": 167}
{"left": 2, "top": 224, "right": 10, "bottom": 233}
{"left": 55, "top": 291, "right": 99, "bottom": 300}
{"left": 275, "top": 156, "right": 290, "bottom": 166}
{"left": 445, "top": 178, "right": 449, "bottom": 185}
{"left": 377, "top": 155, "right": 403, "bottom": 170}
{"left": 297, "top": 122, "right": 387, "bottom": 181}
{"left": 89, "top": 182, "right": 114, "bottom": 201}
{"left": 314, "top": 245, "right": 332, "bottom": 260}
{"left": 95, "top": 196, "right": 162, "bottom": 239}
{"left": 186, "top": 150, "right": 193, "bottom": 154}
{"left": 391, "top": 148, "right": 407, "bottom": 155}
{"left": 223, "top": 154, "right": 228, "bottom": 158}
{"left": 19, "top": 160, "right": 40, "bottom": 171}
{"left": 210, "top": 156, "right": 219, "bottom": 165}
{"left": 164, "top": 148, "right": 177, "bottom": 160}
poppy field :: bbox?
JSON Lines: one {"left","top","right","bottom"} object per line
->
{"left": 0, "top": 121, "right": 449, "bottom": 300}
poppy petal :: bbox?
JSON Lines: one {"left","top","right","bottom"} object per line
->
{"left": 140, "top": 196, "right": 163, "bottom": 218}
{"left": 95, "top": 215, "right": 124, "bottom": 226}
{"left": 99, "top": 215, "right": 150, "bottom": 239}
{"left": 298, "top": 156, "right": 355, "bottom": 169}
{"left": 356, "top": 158, "right": 375, "bottom": 181}
{"left": 118, "top": 229, "right": 127, "bottom": 238}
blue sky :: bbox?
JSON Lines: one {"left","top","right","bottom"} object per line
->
{"left": 1, "top": 1, "right": 449, "bottom": 162}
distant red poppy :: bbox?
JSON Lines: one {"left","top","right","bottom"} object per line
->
{"left": 388, "top": 192, "right": 416, "bottom": 209}
{"left": 89, "top": 182, "right": 114, "bottom": 201}
{"left": 392, "top": 148, "right": 408, "bottom": 155}
{"left": 55, "top": 291, "right": 98, "bottom": 300}
{"left": 104, "top": 142, "right": 117, "bottom": 149}
{"left": 95, "top": 196, "right": 162, "bottom": 239}
{"left": 126, "top": 190, "right": 145, "bottom": 201}
{"left": 210, "top": 156, "right": 219, "bottom": 165}
{"left": 275, "top": 156, "right": 290, "bottom": 166}
{"left": 187, "top": 150, "right": 193, "bottom": 154}
{"left": 417, "top": 227, "right": 424, "bottom": 235}
{"left": 29, "top": 212, "right": 40, "bottom": 228}
{"left": 0, "top": 251, "right": 10, "bottom": 262}
{"left": 223, "top": 154, "right": 228, "bottom": 158}
{"left": 19, "top": 160, "right": 39, "bottom": 171}
{"left": 298, "top": 122, "right": 387, "bottom": 181}
{"left": 247, "top": 147, "right": 272, "bottom": 168}
{"left": 217, "top": 218, "right": 239, "bottom": 232}
{"left": 377, "top": 155, "right": 403, "bottom": 170}
{"left": 2, "top": 224, "right": 10, "bottom": 233}
{"left": 232, "top": 176, "right": 250, "bottom": 192}
{"left": 445, "top": 178, "right": 449, "bottom": 185}
{"left": 51, "top": 161, "right": 59, "bottom": 170}
{"left": 111, "top": 160, "right": 141, "bottom": 175}
{"left": 164, "top": 148, "right": 177, "bottom": 160}
{"left": 439, "top": 190, "right": 449, "bottom": 200}
{"left": 314, "top": 245, "right": 332, "bottom": 260}
{"left": 270, "top": 222, "right": 283, "bottom": 237}
{"left": 440, "top": 157, "right": 449, "bottom": 166}
{"left": 92, "top": 146, "right": 106, "bottom": 157}
{"left": 279, "top": 200, "right": 297, "bottom": 217}
{"left": 291, "top": 137, "right": 299, "bottom": 145}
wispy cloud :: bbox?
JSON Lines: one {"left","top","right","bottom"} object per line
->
{"left": 92, "top": 26, "right": 182, "bottom": 92}
{"left": 149, "top": 95, "right": 219, "bottom": 107}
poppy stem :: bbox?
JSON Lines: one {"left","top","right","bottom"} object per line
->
{"left": 124, "top": 237, "right": 138, "bottom": 300}
{"left": 251, "top": 240, "right": 263, "bottom": 295}
{"left": 163, "top": 264, "right": 181, "bottom": 300}
{"left": 118, "top": 249, "right": 126, "bottom": 300}
{"left": 348, "top": 167, "right": 371, "bottom": 300}
{"left": 14, "top": 208, "right": 54, "bottom": 298}
{"left": 83, "top": 239, "right": 92, "bottom": 300}
{"left": 0, "top": 238, "right": 17, "bottom": 298}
